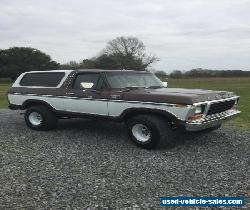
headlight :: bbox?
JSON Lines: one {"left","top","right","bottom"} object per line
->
{"left": 233, "top": 99, "right": 239, "bottom": 109}
{"left": 194, "top": 105, "right": 205, "bottom": 114}
{"left": 194, "top": 106, "right": 202, "bottom": 114}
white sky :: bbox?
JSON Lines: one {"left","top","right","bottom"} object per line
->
{"left": 1, "top": 0, "right": 250, "bottom": 72}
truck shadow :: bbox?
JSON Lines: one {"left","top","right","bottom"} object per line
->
{"left": 57, "top": 118, "right": 127, "bottom": 134}
{"left": 55, "top": 118, "right": 227, "bottom": 150}
{"left": 56, "top": 118, "right": 131, "bottom": 144}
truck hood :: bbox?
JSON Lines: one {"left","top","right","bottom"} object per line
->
{"left": 123, "top": 88, "right": 236, "bottom": 104}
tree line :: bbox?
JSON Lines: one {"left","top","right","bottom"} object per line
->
{"left": 163, "top": 68, "right": 250, "bottom": 79}
{"left": 0, "top": 36, "right": 249, "bottom": 81}
{"left": 0, "top": 36, "right": 157, "bottom": 81}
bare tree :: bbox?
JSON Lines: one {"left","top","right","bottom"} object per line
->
{"left": 102, "top": 36, "right": 158, "bottom": 70}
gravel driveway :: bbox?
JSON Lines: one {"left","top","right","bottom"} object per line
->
{"left": 0, "top": 109, "right": 249, "bottom": 209}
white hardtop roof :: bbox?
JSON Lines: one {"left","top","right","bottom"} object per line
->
{"left": 25, "top": 70, "right": 74, "bottom": 73}
{"left": 25, "top": 69, "right": 149, "bottom": 74}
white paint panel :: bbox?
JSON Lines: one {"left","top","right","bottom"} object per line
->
{"left": 8, "top": 94, "right": 65, "bottom": 110}
{"left": 64, "top": 98, "right": 108, "bottom": 115}
{"left": 108, "top": 101, "right": 189, "bottom": 120}
{"left": 8, "top": 94, "right": 190, "bottom": 120}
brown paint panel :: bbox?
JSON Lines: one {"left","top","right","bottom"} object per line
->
{"left": 8, "top": 70, "right": 236, "bottom": 105}
{"left": 8, "top": 87, "right": 67, "bottom": 97}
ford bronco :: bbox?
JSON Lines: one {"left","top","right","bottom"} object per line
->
{"left": 7, "top": 70, "right": 240, "bottom": 149}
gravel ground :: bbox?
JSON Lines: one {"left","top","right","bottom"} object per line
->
{"left": 0, "top": 109, "right": 249, "bottom": 210}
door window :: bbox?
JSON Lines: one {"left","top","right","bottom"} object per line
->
{"left": 73, "top": 73, "right": 104, "bottom": 90}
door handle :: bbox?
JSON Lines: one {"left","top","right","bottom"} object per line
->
{"left": 66, "top": 92, "right": 75, "bottom": 95}
{"left": 90, "top": 89, "right": 101, "bottom": 94}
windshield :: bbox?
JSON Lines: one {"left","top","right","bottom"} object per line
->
{"left": 106, "top": 72, "right": 163, "bottom": 89}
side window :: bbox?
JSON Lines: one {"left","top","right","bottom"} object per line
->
{"left": 73, "top": 73, "right": 104, "bottom": 90}
{"left": 20, "top": 72, "right": 65, "bottom": 87}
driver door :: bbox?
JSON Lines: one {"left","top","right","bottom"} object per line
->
{"left": 65, "top": 72, "right": 109, "bottom": 116}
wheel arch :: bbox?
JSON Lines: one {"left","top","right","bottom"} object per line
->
{"left": 22, "top": 99, "right": 55, "bottom": 112}
{"left": 119, "top": 108, "right": 183, "bottom": 124}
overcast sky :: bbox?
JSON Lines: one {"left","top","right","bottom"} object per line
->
{"left": 1, "top": 0, "right": 250, "bottom": 72}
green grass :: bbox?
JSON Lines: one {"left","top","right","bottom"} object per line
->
{"left": 0, "top": 82, "right": 11, "bottom": 109}
{"left": 0, "top": 77, "right": 249, "bottom": 129}
{"left": 168, "top": 77, "right": 250, "bottom": 129}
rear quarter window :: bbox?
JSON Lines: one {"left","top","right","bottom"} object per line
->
{"left": 20, "top": 72, "right": 65, "bottom": 87}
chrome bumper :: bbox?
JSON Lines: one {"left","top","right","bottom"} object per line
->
{"left": 185, "top": 109, "right": 241, "bottom": 132}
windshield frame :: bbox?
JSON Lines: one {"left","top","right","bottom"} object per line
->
{"left": 104, "top": 71, "right": 164, "bottom": 90}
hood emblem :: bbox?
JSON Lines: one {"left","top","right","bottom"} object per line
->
{"left": 207, "top": 96, "right": 210, "bottom": 100}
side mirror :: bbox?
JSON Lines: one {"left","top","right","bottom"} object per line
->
{"left": 162, "top": 82, "right": 168, "bottom": 87}
{"left": 80, "top": 82, "right": 94, "bottom": 89}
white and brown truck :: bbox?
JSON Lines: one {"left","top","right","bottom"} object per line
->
{"left": 7, "top": 69, "right": 240, "bottom": 149}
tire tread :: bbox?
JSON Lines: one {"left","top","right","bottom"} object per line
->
{"left": 25, "top": 105, "right": 58, "bottom": 131}
{"left": 126, "top": 114, "right": 175, "bottom": 149}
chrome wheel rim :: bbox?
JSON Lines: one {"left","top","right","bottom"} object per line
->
{"left": 28, "top": 112, "right": 43, "bottom": 126}
{"left": 131, "top": 124, "right": 151, "bottom": 142}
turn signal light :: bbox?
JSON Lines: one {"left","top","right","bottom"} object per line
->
{"left": 188, "top": 114, "right": 203, "bottom": 122}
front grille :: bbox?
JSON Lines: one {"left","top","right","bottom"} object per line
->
{"left": 207, "top": 100, "right": 235, "bottom": 115}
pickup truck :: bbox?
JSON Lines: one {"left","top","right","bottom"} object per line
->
{"left": 7, "top": 69, "right": 240, "bottom": 149}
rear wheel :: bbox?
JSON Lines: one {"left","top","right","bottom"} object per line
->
{"left": 25, "top": 105, "right": 58, "bottom": 130}
{"left": 126, "top": 114, "right": 175, "bottom": 149}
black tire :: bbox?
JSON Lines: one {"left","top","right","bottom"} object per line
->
{"left": 24, "top": 105, "right": 58, "bottom": 131}
{"left": 126, "top": 114, "right": 175, "bottom": 149}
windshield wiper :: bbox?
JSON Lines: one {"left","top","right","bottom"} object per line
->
{"left": 122, "top": 86, "right": 144, "bottom": 92}
{"left": 122, "top": 86, "right": 163, "bottom": 91}
{"left": 145, "top": 86, "right": 163, "bottom": 89}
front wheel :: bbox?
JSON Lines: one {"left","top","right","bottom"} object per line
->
{"left": 24, "top": 105, "right": 58, "bottom": 131}
{"left": 126, "top": 114, "right": 175, "bottom": 149}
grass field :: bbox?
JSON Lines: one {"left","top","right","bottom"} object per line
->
{"left": 0, "top": 77, "right": 249, "bottom": 129}
{"left": 168, "top": 77, "right": 250, "bottom": 129}
{"left": 0, "top": 82, "right": 10, "bottom": 109}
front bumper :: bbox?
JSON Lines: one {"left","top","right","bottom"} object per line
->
{"left": 185, "top": 109, "right": 241, "bottom": 132}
